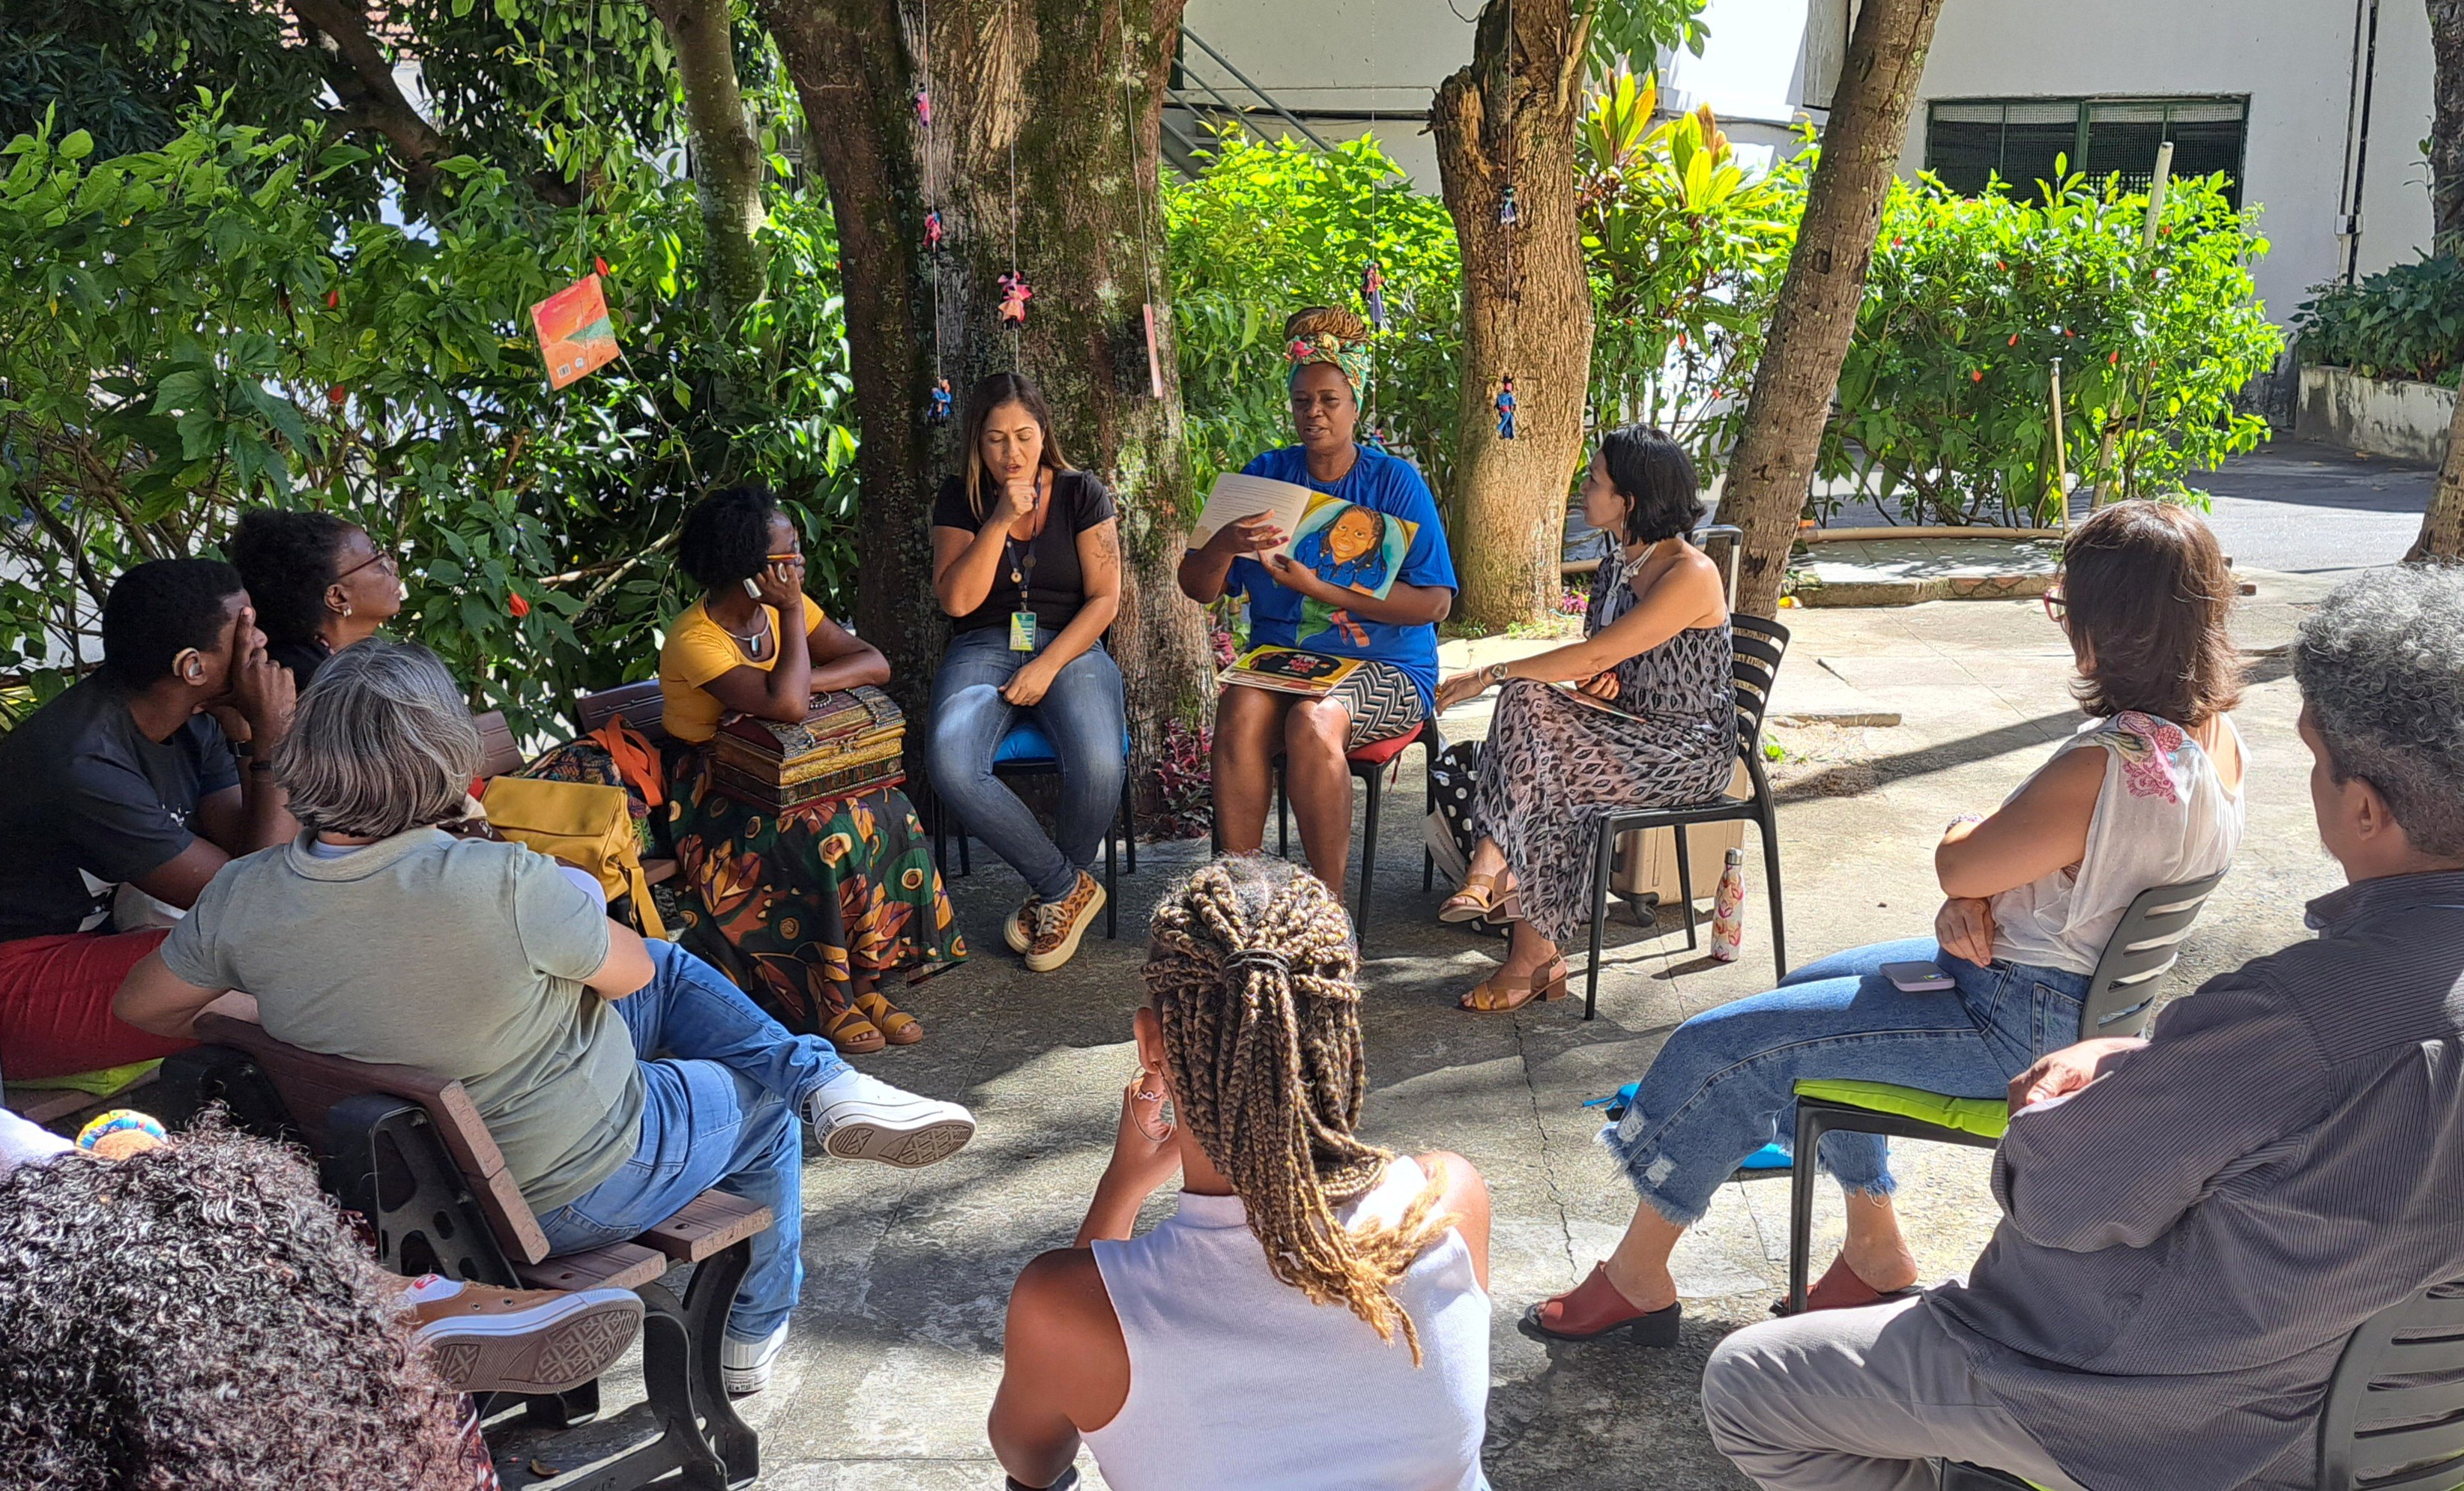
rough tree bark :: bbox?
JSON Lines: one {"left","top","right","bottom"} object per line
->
{"left": 1715, "top": 0, "right": 1944, "bottom": 617}
{"left": 1431, "top": 0, "right": 1597, "bottom": 631}
{"left": 644, "top": 0, "right": 770, "bottom": 323}
{"left": 2430, "top": 0, "right": 2464, "bottom": 255}
{"left": 2412, "top": 0, "right": 2464, "bottom": 558}
{"left": 756, "top": 0, "right": 1210, "bottom": 782}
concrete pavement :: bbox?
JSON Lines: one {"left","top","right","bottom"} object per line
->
{"left": 498, "top": 566, "right": 2348, "bottom": 1490}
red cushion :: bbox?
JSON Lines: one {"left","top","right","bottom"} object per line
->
{"left": 1346, "top": 721, "right": 1426, "bottom": 769}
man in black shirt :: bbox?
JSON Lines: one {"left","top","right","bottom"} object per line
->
{"left": 0, "top": 560, "right": 297, "bottom": 1083}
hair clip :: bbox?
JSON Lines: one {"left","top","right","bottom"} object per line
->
{"left": 1222, "top": 946, "right": 1292, "bottom": 979}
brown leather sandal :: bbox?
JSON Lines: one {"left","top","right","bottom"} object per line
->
{"left": 1438, "top": 871, "right": 1503, "bottom": 924}
{"left": 821, "top": 1005, "right": 887, "bottom": 1055}
{"left": 1458, "top": 955, "right": 1568, "bottom": 1012}
{"left": 855, "top": 989, "right": 923, "bottom": 1046}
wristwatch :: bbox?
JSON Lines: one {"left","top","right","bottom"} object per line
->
{"left": 1485, "top": 661, "right": 1511, "bottom": 685}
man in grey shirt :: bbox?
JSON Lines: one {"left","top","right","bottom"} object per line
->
{"left": 1701, "top": 564, "right": 2464, "bottom": 1491}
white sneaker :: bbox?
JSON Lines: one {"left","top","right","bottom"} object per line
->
{"left": 720, "top": 1321, "right": 789, "bottom": 1397}
{"left": 803, "top": 1069, "right": 976, "bottom": 1167}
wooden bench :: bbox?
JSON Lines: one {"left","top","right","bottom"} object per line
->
{"left": 163, "top": 1011, "right": 765, "bottom": 1489}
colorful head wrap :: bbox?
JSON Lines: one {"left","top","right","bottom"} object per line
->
{"left": 1283, "top": 306, "right": 1371, "bottom": 403}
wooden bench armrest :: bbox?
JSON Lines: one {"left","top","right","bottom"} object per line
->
{"left": 636, "top": 1190, "right": 773, "bottom": 1262}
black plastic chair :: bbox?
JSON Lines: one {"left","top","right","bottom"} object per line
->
{"left": 1266, "top": 716, "right": 1443, "bottom": 952}
{"left": 1941, "top": 1277, "right": 2464, "bottom": 1490}
{"left": 1580, "top": 614, "right": 1790, "bottom": 1018}
{"left": 931, "top": 720, "right": 1136, "bottom": 940}
{"left": 1784, "top": 869, "right": 2227, "bottom": 1314}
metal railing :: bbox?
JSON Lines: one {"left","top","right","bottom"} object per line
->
{"left": 1164, "top": 28, "right": 1332, "bottom": 175}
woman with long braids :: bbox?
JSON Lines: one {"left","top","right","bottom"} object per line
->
{"left": 989, "top": 857, "right": 1494, "bottom": 1491}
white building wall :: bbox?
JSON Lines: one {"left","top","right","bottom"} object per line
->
{"left": 1180, "top": 0, "right": 1472, "bottom": 187}
{"left": 1900, "top": 0, "right": 2435, "bottom": 323}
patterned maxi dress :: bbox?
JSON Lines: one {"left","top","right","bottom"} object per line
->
{"left": 1464, "top": 551, "right": 1736, "bottom": 945}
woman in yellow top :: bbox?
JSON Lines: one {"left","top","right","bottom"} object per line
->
{"left": 658, "top": 486, "right": 964, "bottom": 1053}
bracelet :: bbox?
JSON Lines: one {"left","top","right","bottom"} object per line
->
{"left": 1485, "top": 660, "right": 1510, "bottom": 685}
{"left": 247, "top": 760, "right": 274, "bottom": 775}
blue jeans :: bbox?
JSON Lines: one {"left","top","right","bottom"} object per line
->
{"left": 925, "top": 627, "right": 1127, "bottom": 903}
{"left": 535, "top": 939, "right": 852, "bottom": 1343}
{"left": 1602, "top": 937, "right": 2089, "bottom": 1224}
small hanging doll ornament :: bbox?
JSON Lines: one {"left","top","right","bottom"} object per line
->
{"left": 1494, "top": 375, "right": 1518, "bottom": 440}
{"left": 924, "top": 210, "right": 944, "bottom": 252}
{"left": 997, "top": 270, "right": 1033, "bottom": 327}
{"left": 927, "top": 377, "right": 953, "bottom": 426}
{"left": 1498, "top": 184, "right": 1521, "bottom": 226}
{"left": 1360, "top": 260, "right": 1388, "bottom": 332}
{"left": 914, "top": 87, "right": 932, "bottom": 127}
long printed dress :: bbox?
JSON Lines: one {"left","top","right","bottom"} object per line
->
{"left": 1461, "top": 548, "right": 1736, "bottom": 945}
{"left": 665, "top": 752, "right": 965, "bottom": 1036}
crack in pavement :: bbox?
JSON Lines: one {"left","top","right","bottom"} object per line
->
{"left": 1512, "top": 1008, "right": 1579, "bottom": 1277}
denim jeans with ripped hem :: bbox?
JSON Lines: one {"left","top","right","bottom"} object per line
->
{"left": 1602, "top": 937, "right": 2089, "bottom": 1224}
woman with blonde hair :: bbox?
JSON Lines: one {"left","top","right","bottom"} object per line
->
{"left": 990, "top": 857, "right": 1494, "bottom": 1491}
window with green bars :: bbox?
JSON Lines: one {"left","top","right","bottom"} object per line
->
{"left": 1923, "top": 97, "right": 2249, "bottom": 208}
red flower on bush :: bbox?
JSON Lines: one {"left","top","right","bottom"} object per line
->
{"left": 324, "top": 290, "right": 339, "bottom": 309}
{"left": 507, "top": 591, "right": 531, "bottom": 618}
{"left": 1971, "top": 369, "right": 1984, "bottom": 382}
{"left": 594, "top": 256, "right": 610, "bottom": 278}
{"left": 327, "top": 384, "right": 346, "bottom": 405}
{"left": 2006, "top": 333, "right": 2018, "bottom": 346}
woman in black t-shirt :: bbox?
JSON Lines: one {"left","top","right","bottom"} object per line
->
{"left": 925, "top": 372, "right": 1126, "bottom": 973}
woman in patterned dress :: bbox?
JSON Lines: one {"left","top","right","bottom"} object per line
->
{"left": 657, "top": 486, "right": 964, "bottom": 1054}
{"left": 1431, "top": 426, "right": 1734, "bottom": 1014}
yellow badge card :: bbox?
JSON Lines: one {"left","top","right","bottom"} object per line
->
{"left": 1009, "top": 611, "right": 1036, "bottom": 651}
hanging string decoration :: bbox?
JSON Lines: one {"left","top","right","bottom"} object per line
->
{"left": 1494, "top": 0, "right": 1521, "bottom": 437}
{"left": 997, "top": 270, "right": 1034, "bottom": 326}
{"left": 915, "top": 0, "right": 949, "bottom": 423}
{"left": 1115, "top": 0, "right": 1163, "bottom": 398}
{"left": 1360, "top": 260, "right": 1387, "bottom": 332}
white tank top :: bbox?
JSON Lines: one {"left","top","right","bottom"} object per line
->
{"left": 1084, "top": 1157, "right": 1493, "bottom": 1491}
{"left": 1989, "top": 711, "right": 2246, "bottom": 976}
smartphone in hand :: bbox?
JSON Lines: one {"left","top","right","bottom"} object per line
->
{"left": 1880, "top": 961, "right": 1956, "bottom": 993}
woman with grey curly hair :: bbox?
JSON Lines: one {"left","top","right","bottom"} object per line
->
{"left": 0, "top": 1123, "right": 481, "bottom": 1490}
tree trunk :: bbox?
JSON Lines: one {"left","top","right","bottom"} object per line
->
{"left": 2430, "top": 0, "right": 2464, "bottom": 255}
{"left": 758, "top": 0, "right": 1210, "bottom": 788}
{"left": 644, "top": 0, "right": 770, "bottom": 324}
{"left": 1430, "top": 0, "right": 1595, "bottom": 632}
{"left": 1717, "top": 0, "right": 1945, "bottom": 618}
{"left": 2409, "top": 375, "right": 2464, "bottom": 558}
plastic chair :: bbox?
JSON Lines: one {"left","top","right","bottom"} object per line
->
{"left": 931, "top": 719, "right": 1136, "bottom": 940}
{"left": 1783, "top": 870, "right": 2228, "bottom": 1313}
{"left": 1939, "top": 1276, "right": 2464, "bottom": 1490}
{"left": 1580, "top": 614, "right": 1791, "bottom": 1017}
{"left": 1268, "top": 716, "right": 1443, "bottom": 952}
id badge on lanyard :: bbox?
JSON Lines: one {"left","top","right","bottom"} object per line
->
{"left": 1008, "top": 479, "right": 1045, "bottom": 652}
{"left": 1009, "top": 611, "right": 1037, "bottom": 651}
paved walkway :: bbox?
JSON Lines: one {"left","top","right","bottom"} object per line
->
{"left": 501, "top": 569, "right": 2348, "bottom": 1490}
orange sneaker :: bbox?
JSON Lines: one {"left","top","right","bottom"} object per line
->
{"left": 1024, "top": 871, "right": 1105, "bottom": 973}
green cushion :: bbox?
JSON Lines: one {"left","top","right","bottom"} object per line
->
{"left": 1793, "top": 1078, "right": 2010, "bottom": 1142}
{"left": 10, "top": 1059, "right": 161, "bottom": 1098}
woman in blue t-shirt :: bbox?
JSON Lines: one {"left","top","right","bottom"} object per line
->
{"left": 1177, "top": 307, "right": 1457, "bottom": 892}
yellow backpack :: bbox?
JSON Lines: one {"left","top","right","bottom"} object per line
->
{"left": 478, "top": 775, "right": 668, "bottom": 940}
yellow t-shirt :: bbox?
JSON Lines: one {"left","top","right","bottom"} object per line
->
{"left": 658, "top": 593, "right": 829, "bottom": 744}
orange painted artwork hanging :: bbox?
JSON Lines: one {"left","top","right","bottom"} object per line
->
{"left": 531, "top": 273, "right": 620, "bottom": 390}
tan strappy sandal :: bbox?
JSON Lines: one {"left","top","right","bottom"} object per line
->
{"left": 855, "top": 989, "right": 923, "bottom": 1046}
{"left": 1439, "top": 871, "right": 1505, "bottom": 924}
{"left": 821, "top": 1005, "right": 887, "bottom": 1055}
{"left": 1458, "top": 955, "right": 1568, "bottom": 1013}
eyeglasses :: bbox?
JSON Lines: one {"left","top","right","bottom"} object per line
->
{"left": 2041, "top": 586, "right": 2068, "bottom": 623}
{"left": 333, "top": 547, "right": 402, "bottom": 584}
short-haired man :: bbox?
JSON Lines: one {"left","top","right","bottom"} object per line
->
{"left": 1701, "top": 565, "right": 2464, "bottom": 1491}
{"left": 0, "top": 560, "right": 297, "bottom": 1081}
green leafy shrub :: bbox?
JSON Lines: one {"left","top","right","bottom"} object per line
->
{"left": 1579, "top": 73, "right": 1805, "bottom": 474}
{"left": 1821, "top": 168, "right": 2281, "bottom": 525}
{"left": 2295, "top": 255, "right": 2464, "bottom": 387}
{"left": 0, "top": 107, "right": 857, "bottom": 734}
{"left": 1165, "top": 130, "right": 1462, "bottom": 508}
